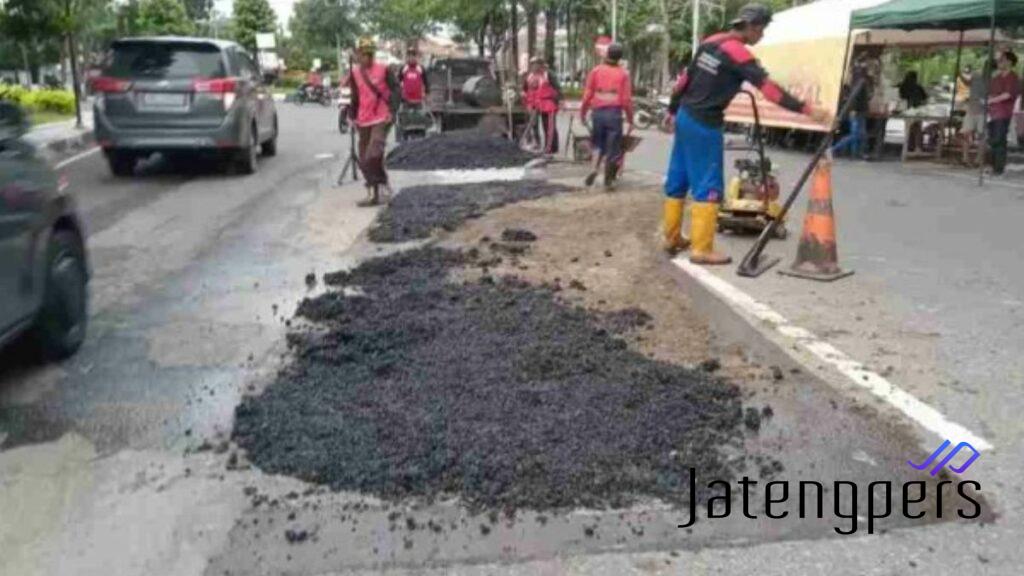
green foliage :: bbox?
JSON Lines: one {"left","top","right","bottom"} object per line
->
{"left": 360, "top": 0, "right": 441, "bottom": 41}
{"left": 233, "top": 0, "right": 278, "bottom": 52}
{"left": 290, "top": 0, "right": 358, "bottom": 64}
{"left": 0, "top": 85, "right": 76, "bottom": 114}
{"left": 137, "top": 0, "right": 195, "bottom": 36}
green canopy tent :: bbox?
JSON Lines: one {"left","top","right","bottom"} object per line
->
{"left": 849, "top": 0, "right": 1024, "bottom": 181}
{"left": 851, "top": 0, "right": 1024, "bottom": 30}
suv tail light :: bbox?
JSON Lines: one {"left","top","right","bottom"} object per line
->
{"left": 194, "top": 77, "right": 238, "bottom": 111}
{"left": 91, "top": 77, "right": 130, "bottom": 93}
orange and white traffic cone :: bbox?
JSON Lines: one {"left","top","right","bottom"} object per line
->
{"left": 779, "top": 160, "right": 853, "bottom": 281}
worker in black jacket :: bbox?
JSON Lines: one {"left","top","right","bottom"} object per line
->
{"left": 663, "top": 3, "right": 829, "bottom": 264}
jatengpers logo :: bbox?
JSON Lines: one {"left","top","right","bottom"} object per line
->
{"left": 675, "top": 441, "right": 984, "bottom": 535}
{"left": 907, "top": 439, "right": 981, "bottom": 477}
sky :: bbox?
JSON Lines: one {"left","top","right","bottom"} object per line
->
{"left": 214, "top": 0, "right": 299, "bottom": 26}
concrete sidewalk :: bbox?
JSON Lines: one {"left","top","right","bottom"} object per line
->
{"left": 24, "top": 107, "right": 95, "bottom": 162}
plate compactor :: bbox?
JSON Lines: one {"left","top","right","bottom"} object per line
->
{"left": 720, "top": 91, "right": 788, "bottom": 240}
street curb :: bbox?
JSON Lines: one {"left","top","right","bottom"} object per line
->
{"left": 34, "top": 128, "right": 96, "bottom": 164}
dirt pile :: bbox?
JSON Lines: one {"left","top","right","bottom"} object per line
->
{"left": 387, "top": 132, "right": 536, "bottom": 171}
{"left": 367, "top": 180, "right": 572, "bottom": 243}
{"left": 234, "top": 245, "right": 751, "bottom": 512}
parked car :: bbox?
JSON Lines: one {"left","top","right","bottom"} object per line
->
{"left": 91, "top": 37, "right": 279, "bottom": 176}
{"left": 0, "top": 101, "right": 89, "bottom": 359}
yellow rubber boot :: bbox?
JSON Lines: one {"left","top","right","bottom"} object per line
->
{"left": 662, "top": 198, "right": 691, "bottom": 255}
{"left": 689, "top": 202, "right": 732, "bottom": 265}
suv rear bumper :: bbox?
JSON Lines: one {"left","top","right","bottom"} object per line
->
{"left": 94, "top": 105, "right": 249, "bottom": 153}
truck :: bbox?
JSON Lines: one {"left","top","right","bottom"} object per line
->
{"left": 425, "top": 57, "right": 530, "bottom": 137}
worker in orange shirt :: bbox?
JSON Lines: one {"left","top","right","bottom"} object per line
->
{"left": 347, "top": 37, "right": 400, "bottom": 207}
{"left": 579, "top": 43, "right": 633, "bottom": 189}
{"left": 523, "top": 57, "right": 562, "bottom": 154}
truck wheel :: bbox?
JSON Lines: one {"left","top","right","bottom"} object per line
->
{"left": 31, "top": 230, "right": 88, "bottom": 360}
{"left": 107, "top": 151, "right": 136, "bottom": 177}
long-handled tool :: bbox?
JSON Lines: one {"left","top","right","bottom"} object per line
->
{"left": 338, "top": 117, "right": 360, "bottom": 185}
{"left": 736, "top": 78, "right": 866, "bottom": 278}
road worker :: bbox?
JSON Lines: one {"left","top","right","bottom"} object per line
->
{"left": 579, "top": 42, "right": 634, "bottom": 189}
{"left": 664, "top": 3, "right": 829, "bottom": 263}
{"left": 347, "top": 37, "right": 400, "bottom": 207}
{"left": 523, "top": 57, "right": 562, "bottom": 154}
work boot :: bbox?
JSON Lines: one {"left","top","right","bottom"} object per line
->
{"left": 688, "top": 202, "right": 731, "bottom": 265}
{"left": 662, "top": 198, "right": 691, "bottom": 255}
{"left": 357, "top": 185, "right": 380, "bottom": 208}
{"left": 603, "top": 162, "right": 619, "bottom": 190}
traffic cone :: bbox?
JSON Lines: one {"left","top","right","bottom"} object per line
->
{"left": 779, "top": 160, "right": 853, "bottom": 282}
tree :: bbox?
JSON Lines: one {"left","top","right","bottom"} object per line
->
{"left": 233, "top": 0, "right": 277, "bottom": 53}
{"left": 0, "top": 0, "right": 60, "bottom": 83}
{"left": 182, "top": 0, "right": 213, "bottom": 21}
{"left": 360, "top": 0, "right": 441, "bottom": 42}
{"left": 290, "top": 0, "right": 358, "bottom": 71}
{"left": 137, "top": 0, "right": 195, "bottom": 36}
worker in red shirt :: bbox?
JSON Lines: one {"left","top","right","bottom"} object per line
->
{"left": 986, "top": 49, "right": 1020, "bottom": 176}
{"left": 347, "top": 37, "right": 400, "bottom": 207}
{"left": 579, "top": 43, "right": 634, "bottom": 189}
{"left": 399, "top": 47, "right": 429, "bottom": 108}
{"left": 663, "top": 3, "right": 828, "bottom": 264}
{"left": 523, "top": 57, "right": 562, "bottom": 154}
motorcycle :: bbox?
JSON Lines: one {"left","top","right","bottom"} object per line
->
{"left": 634, "top": 96, "right": 671, "bottom": 131}
{"left": 337, "top": 86, "right": 352, "bottom": 134}
{"left": 294, "top": 84, "right": 332, "bottom": 107}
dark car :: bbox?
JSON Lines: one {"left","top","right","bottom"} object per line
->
{"left": 0, "top": 102, "right": 88, "bottom": 359}
{"left": 92, "top": 37, "right": 278, "bottom": 176}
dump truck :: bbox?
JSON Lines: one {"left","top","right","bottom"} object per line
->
{"left": 426, "top": 57, "right": 531, "bottom": 137}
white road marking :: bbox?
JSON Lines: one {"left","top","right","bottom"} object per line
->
{"left": 314, "top": 153, "right": 335, "bottom": 160}
{"left": 54, "top": 146, "right": 101, "bottom": 170}
{"left": 674, "top": 258, "right": 994, "bottom": 451}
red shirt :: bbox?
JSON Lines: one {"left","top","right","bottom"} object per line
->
{"left": 351, "top": 63, "right": 392, "bottom": 127}
{"left": 580, "top": 63, "right": 634, "bottom": 122}
{"left": 989, "top": 71, "right": 1021, "bottom": 121}
{"left": 400, "top": 64, "right": 426, "bottom": 103}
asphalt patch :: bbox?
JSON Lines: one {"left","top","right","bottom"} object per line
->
{"left": 387, "top": 131, "right": 536, "bottom": 170}
{"left": 367, "top": 180, "right": 572, "bottom": 243}
{"left": 234, "top": 246, "right": 752, "bottom": 512}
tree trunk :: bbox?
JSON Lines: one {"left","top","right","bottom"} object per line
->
{"left": 68, "top": 33, "right": 83, "bottom": 127}
{"left": 658, "top": 0, "right": 672, "bottom": 91}
{"left": 544, "top": 4, "right": 557, "bottom": 70}
{"left": 526, "top": 2, "right": 537, "bottom": 61}
{"left": 510, "top": 0, "right": 519, "bottom": 75}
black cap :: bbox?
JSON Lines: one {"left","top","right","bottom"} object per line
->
{"left": 606, "top": 43, "right": 624, "bottom": 62}
{"left": 731, "top": 3, "right": 773, "bottom": 27}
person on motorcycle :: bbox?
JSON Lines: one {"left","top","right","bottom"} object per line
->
{"left": 346, "top": 37, "right": 400, "bottom": 207}
{"left": 400, "top": 47, "right": 429, "bottom": 109}
{"left": 523, "top": 57, "right": 562, "bottom": 154}
{"left": 662, "top": 3, "right": 830, "bottom": 264}
{"left": 579, "top": 42, "right": 634, "bottom": 189}
{"left": 304, "top": 67, "right": 324, "bottom": 101}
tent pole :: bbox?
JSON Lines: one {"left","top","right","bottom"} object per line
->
{"left": 835, "top": 26, "right": 854, "bottom": 144}
{"left": 978, "top": 0, "right": 997, "bottom": 186}
{"left": 948, "top": 29, "right": 964, "bottom": 142}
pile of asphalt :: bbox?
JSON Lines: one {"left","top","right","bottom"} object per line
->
{"left": 233, "top": 245, "right": 751, "bottom": 512}
{"left": 386, "top": 131, "right": 536, "bottom": 171}
{"left": 367, "top": 180, "right": 572, "bottom": 243}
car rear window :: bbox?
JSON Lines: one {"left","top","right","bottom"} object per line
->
{"left": 106, "top": 42, "right": 226, "bottom": 79}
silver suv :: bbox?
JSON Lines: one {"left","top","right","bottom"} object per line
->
{"left": 93, "top": 37, "right": 278, "bottom": 176}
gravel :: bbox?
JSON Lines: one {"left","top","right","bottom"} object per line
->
{"left": 387, "top": 131, "right": 536, "bottom": 171}
{"left": 233, "top": 246, "right": 752, "bottom": 512}
{"left": 367, "top": 180, "right": 573, "bottom": 243}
